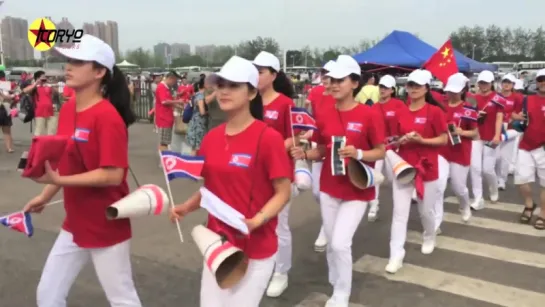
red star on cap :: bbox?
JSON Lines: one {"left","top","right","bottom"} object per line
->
{"left": 29, "top": 19, "right": 53, "bottom": 47}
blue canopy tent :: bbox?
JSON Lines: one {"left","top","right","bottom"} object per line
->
{"left": 352, "top": 30, "right": 497, "bottom": 72}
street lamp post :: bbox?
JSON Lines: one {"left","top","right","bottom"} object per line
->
{"left": 0, "top": 1, "right": 4, "bottom": 66}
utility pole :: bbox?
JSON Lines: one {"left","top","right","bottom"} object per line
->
{"left": 0, "top": 1, "right": 5, "bottom": 66}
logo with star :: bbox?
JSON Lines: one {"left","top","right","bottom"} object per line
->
{"left": 27, "top": 18, "right": 57, "bottom": 51}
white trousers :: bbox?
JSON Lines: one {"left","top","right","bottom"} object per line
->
{"left": 496, "top": 130, "right": 520, "bottom": 185}
{"left": 37, "top": 230, "right": 141, "bottom": 307}
{"left": 200, "top": 256, "right": 275, "bottom": 307}
{"left": 311, "top": 161, "right": 323, "bottom": 203}
{"left": 514, "top": 148, "right": 545, "bottom": 187}
{"left": 274, "top": 184, "right": 298, "bottom": 274}
{"left": 34, "top": 116, "right": 58, "bottom": 136}
{"left": 436, "top": 157, "right": 471, "bottom": 229}
{"left": 320, "top": 192, "right": 368, "bottom": 302}
{"left": 470, "top": 140, "right": 500, "bottom": 200}
{"left": 390, "top": 179, "right": 437, "bottom": 259}
{"left": 511, "top": 135, "right": 522, "bottom": 172}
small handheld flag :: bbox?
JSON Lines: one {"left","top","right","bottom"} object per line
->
{"left": 291, "top": 107, "right": 317, "bottom": 131}
{"left": 491, "top": 94, "right": 506, "bottom": 109}
{"left": 461, "top": 105, "right": 478, "bottom": 122}
{"left": 0, "top": 211, "right": 34, "bottom": 237}
{"left": 160, "top": 151, "right": 204, "bottom": 181}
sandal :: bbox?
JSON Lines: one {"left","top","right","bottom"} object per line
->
{"left": 519, "top": 203, "right": 536, "bottom": 224}
{"left": 534, "top": 217, "right": 545, "bottom": 230}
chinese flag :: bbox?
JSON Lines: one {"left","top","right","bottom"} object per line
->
{"left": 423, "top": 39, "right": 459, "bottom": 84}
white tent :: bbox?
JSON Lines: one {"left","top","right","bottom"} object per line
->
{"left": 117, "top": 60, "right": 139, "bottom": 68}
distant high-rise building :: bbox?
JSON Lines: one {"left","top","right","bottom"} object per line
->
{"left": 170, "top": 43, "right": 190, "bottom": 58}
{"left": 153, "top": 43, "right": 171, "bottom": 65}
{"left": 82, "top": 22, "right": 98, "bottom": 37}
{"left": 105, "top": 21, "right": 119, "bottom": 56}
{"left": 195, "top": 45, "right": 217, "bottom": 63}
{"left": 1, "top": 16, "right": 34, "bottom": 61}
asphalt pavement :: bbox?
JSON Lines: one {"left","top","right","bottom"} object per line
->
{"left": 0, "top": 121, "right": 543, "bottom": 307}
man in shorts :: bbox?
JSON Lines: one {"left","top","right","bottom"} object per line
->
{"left": 154, "top": 71, "right": 183, "bottom": 151}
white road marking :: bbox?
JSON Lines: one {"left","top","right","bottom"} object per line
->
{"left": 353, "top": 255, "right": 545, "bottom": 307}
{"left": 443, "top": 196, "right": 541, "bottom": 215}
{"left": 406, "top": 230, "right": 545, "bottom": 269}
{"left": 294, "top": 292, "right": 367, "bottom": 307}
{"left": 442, "top": 212, "right": 544, "bottom": 237}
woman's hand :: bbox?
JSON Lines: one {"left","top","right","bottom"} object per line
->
{"left": 491, "top": 135, "right": 501, "bottom": 146}
{"left": 169, "top": 203, "right": 190, "bottom": 223}
{"left": 454, "top": 127, "right": 464, "bottom": 136}
{"left": 243, "top": 215, "right": 264, "bottom": 232}
{"left": 23, "top": 194, "right": 50, "bottom": 213}
{"left": 32, "top": 161, "right": 62, "bottom": 185}
{"left": 406, "top": 132, "right": 423, "bottom": 143}
{"left": 338, "top": 145, "right": 357, "bottom": 159}
{"left": 290, "top": 146, "right": 306, "bottom": 160}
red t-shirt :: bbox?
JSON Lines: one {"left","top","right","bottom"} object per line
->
{"left": 308, "top": 85, "right": 325, "bottom": 112}
{"left": 155, "top": 82, "right": 175, "bottom": 128}
{"left": 371, "top": 98, "right": 407, "bottom": 138}
{"left": 502, "top": 93, "right": 523, "bottom": 124}
{"left": 35, "top": 85, "right": 54, "bottom": 118}
{"left": 263, "top": 94, "right": 295, "bottom": 181}
{"left": 199, "top": 120, "right": 291, "bottom": 259}
{"left": 63, "top": 86, "right": 75, "bottom": 99}
{"left": 518, "top": 95, "right": 545, "bottom": 151}
{"left": 313, "top": 103, "right": 385, "bottom": 201}
{"left": 56, "top": 100, "right": 131, "bottom": 248}
{"left": 397, "top": 104, "right": 447, "bottom": 181}
{"left": 312, "top": 94, "right": 336, "bottom": 121}
{"left": 177, "top": 84, "right": 194, "bottom": 102}
{"left": 440, "top": 102, "right": 477, "bottom": 166}
{"left": 475, "top": 92, "right": 502, "bottom": 141}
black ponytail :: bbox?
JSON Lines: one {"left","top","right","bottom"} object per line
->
{"left": 248, "top": 84, "right": 263, "bottom": 120}
{"left": 350, "top": 73, "right": 364, "bottom": 97}
{"left": 461, "top": 84, "right": 469, "bottom": 101}
{"left": 425, "top": 85, "right": 445, "bottom": 111}
{"left": 269, "top": 68, "right": 295, "bottom": 98}
{"left": 96, "top": 64, "right": 136, "bottom": 127}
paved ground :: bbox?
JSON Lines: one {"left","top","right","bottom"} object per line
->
{"left": 0, "top": 121, "right": 543, "bottom": 307}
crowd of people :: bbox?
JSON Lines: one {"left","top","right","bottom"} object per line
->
{"left": 0, "top": 33, "right": 542, "bottom": 307}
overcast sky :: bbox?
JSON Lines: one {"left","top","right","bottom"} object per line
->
{"left": 3, "top": 0, "right": 542, "bottom": 52}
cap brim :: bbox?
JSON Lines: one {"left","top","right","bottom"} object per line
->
{"left": 477, "top": 77, "right": 493, "bottom": 83}
{"left": 444, "top": 84, "right": 464, "bottom": 93}
{"left": 407, "top": 79, "right": 427, "bottom": 86}
{"left": 379, "top": 82, "right": 395, "bottom": 88}
{"left": 252, "top": 61, "right": 279, "bottom": 72}
{"left": 55, "top": 46, "right": 86, "bottom": 62}
{"left": 207, "top": 72, "right": 248, "bottom": 85}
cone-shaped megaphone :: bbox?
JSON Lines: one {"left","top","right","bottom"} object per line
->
{"left": 501, "top": 129, "right": 519, "bottom": 142}
{"left": 294, "top": 159, "right": 312, "bottom": 191}
{"left": 192, "top": 225, "right": 248, "bottom": 289}
{"left": 347, "top": 159, "right": 384, "bottom": 189}
{"left": 105, "top": 184, "right": 169, "bottom": 219}
{"left": 386, "top": 150, "right": 416, "bottom": 185}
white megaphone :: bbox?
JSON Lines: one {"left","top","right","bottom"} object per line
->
{"left": 192, "top": 225, "right": 248, "bottom": 289}
{"left": 501, "top": 130, "right": 519, "bottom": 142}
{"left": 105, "top": 184, "right": 169, "bottom": 219}
{"left": 347, "top": 159, "right": 384, "bottom": 189}
{"left": 386, "top": 150, "right": 416, "bottom": 185}
{"left": 294, "top": 159, "right": 312, "bottom": 191}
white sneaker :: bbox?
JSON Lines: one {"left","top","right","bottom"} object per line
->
{"left": 421, "top": 238, "right": 436, "bottom": 254}
{"left": 490, "top": 191, "right": 499, "bottom": 203}
{"left": 314, "top": 231, "right": 327, "bottom": 253}
{"left": 385, "top": 257, "right": 404, "bottom": 274}
{"left": 470, "top": 198, "right": 485, "bottom": 211}
{"left": 325, "top": 294, "right": 349, "bottom": 307}
{"left": 461, "top": 207, "right": 472, "bottom": 223}
{"left": 368, "top": 200, "right": 379, "bottom": 222}
{"left": 266, "top": 273, "right": 288, "bottom": 297}
{"left": 498, "top": 180, "right": 506, "bottom": 191}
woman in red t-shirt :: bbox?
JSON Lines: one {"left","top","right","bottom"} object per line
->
{"left": 437, "top": 73, "right": 478, "bottom": 226}
{"left": 31, "top": 71, "right": 58, "bottom": 136}
{"left": 386, "top": 69, "right": 447, "bottom": 274}
{"left": 23, "top": 35, "right": 142, "bottom": 306}
{"left": 469, "top": 70, "right": 504, "bottom": 211}
{"left": 496, "top": 74, "right": 522, "bottom": 189}
{"left": 368, "top": 75, "right": 407, "bottom": 222}
{"left": 170, "top": 56, "right": 291, "bottom": 307}
{"left": 292, "top": 55, "right": 385, "bottom": 306}
{"left": 252, "top": 51, "right": 298, "bottom": 297}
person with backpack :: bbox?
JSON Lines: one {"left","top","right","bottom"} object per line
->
{"left": 186, "top": 78, "right": 209, "bottom": 155}
{"left": 22, "top": 71, "right": 59, "bottom": 136}
{"left": 0, "top": 70, "right": 15, "bottom": 152}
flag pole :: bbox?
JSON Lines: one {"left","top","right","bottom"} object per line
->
{"left": 158, "top": 150, "right": 184, "bottom": 243}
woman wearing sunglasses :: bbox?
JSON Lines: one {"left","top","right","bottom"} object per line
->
{"left": 291, "top": 55, "right": 385, "bottom": 307}
{"left": 23, "top": 35, "right": 142, "bottom": 306}
{"left": 386, "top": 69, "right": 447, "bottom": 274}
{"left": 170, "top": 56, "right": 292, "bottom": 307}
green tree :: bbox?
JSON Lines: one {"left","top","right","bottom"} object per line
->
{"left": 236, "top": 37, "right": 280, "bottom": 59}
{"left": 172, "top": 55, "right": 206, "bottom": 67}
{"left": 125, "top": 48, "right": 154, "bottom": 67}
{"left": 286, "top": 50, "right": 303, "bottom": 66}
{"left": 531, "top": 26, "right": 545, "bottom": 60}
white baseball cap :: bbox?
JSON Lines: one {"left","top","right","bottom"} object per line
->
{"left": 55, "top": 34, "right": 115, "bottom": 73}
{"left": 407, "top": 69, "right": 430, "bottom": 85}
{"left": 444, "top": 73, "right": 468, "bottom": 93}
{"left": 537, "top": 68, "right": 545, "bottom": 78}
{"left": 421, "top": 70, "right": 433, "bottom": 83}
{"left": 322, "top": 60, "right": 335, "bottom": 72}
{"left": 253, "top": 51, "right": 280, "bottom": 72}
{"left": 326, "top": 55, "right": 361, "bottom": 79}
{"left": 378, "top": 75, "right": 396, "bottom": 88}
{"left": 207, "top": 56, "right": 258, "bottom": 88}
{"left": 514, "top": 79, "right": 524, "bottom": 90}
{"left": 501, "top": 73, "right": 517, "bottom": 83}
{"left": 477, "top": 70, "right": 494, "bottom": 83}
